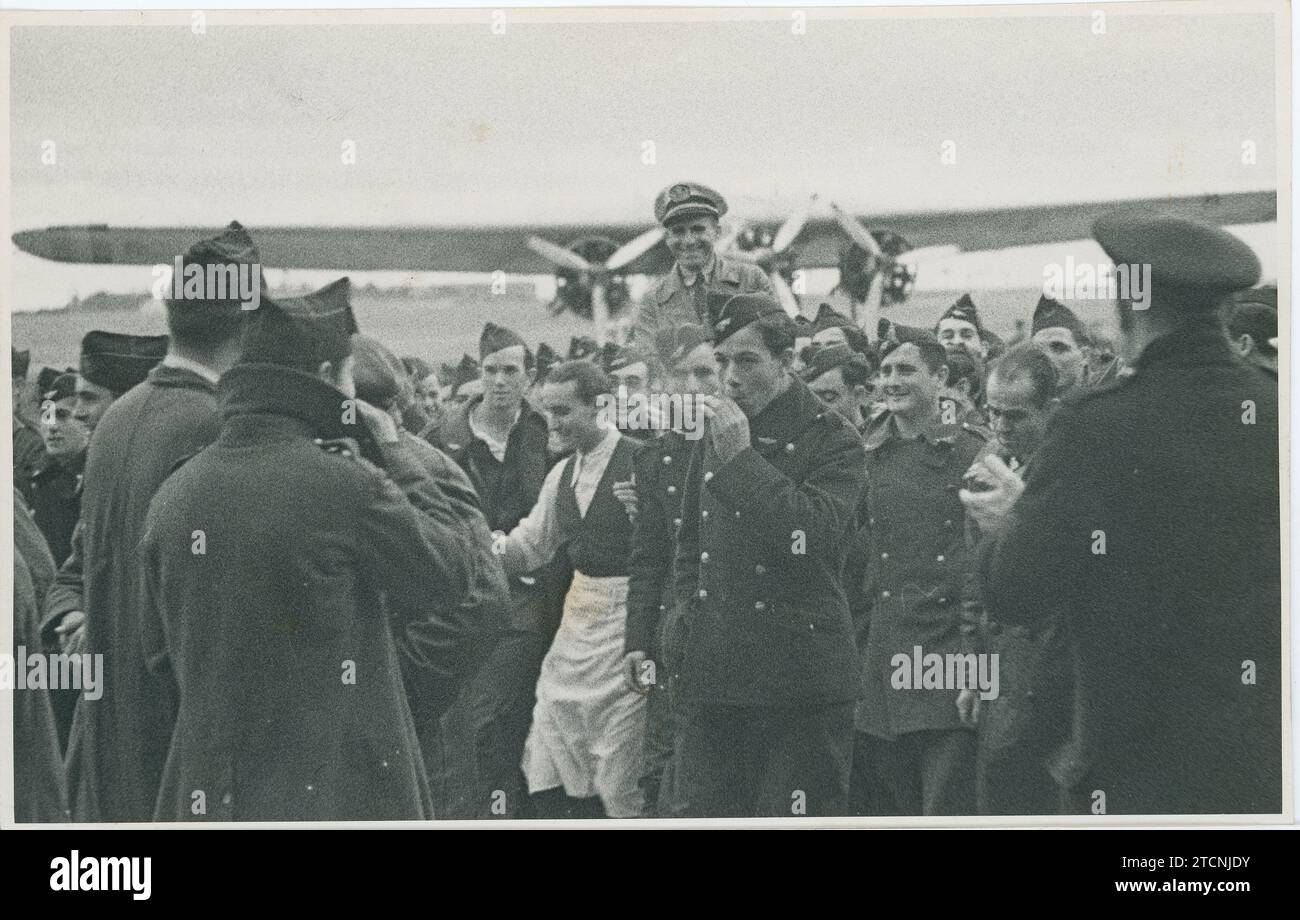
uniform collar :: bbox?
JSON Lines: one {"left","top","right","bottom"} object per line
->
{"left": 657, "top": 254, "right": 743, "bottom": 303}
{"left": 1132, "top": 322, "right": 1237, "bottom": 374}
{"left": 863, "top": 408, "right": 961, "bottom": 451}
{"left": 746, "top": 375, "right": 822, "bottom": 446}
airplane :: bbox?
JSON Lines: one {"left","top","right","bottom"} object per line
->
{"left": 11, "top": 189, "right": 1276, "bottom": 344}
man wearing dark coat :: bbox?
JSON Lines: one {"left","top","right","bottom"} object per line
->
{"left": 140, "top": 284, "right": 469, "bottom": 821}
{"left": 431, "top": 322, "right": 561, "bottom": 818}
{"left": 12, "top": 347, "right": 47, "bottom": 506}
{"left": 965, "top": 215, "right": 1281, "bottom": 815}
{"left": 42, "top": 222, "right": 255, "bottom": 821}
{"left": 621, "top": 323, "right": 718, "bottom": 816}
{"left": 852, "top": 335, "right": 989, "bottom": 816}
{"left": 30, "top": 372, "right": 88, "bottom": 568}
{"left": 673, "top": 293, "right": 866, "bottom": 817}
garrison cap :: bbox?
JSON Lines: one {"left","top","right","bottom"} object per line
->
{"left": 811, "top": 302, "right": 854, "bottom": 334}
{"left": 1031, "top": 294, "right": 1089, "bottom": 342}
{"left": 43, "top": 372, "right": 78, "bottom": 403}
{"left": 350, "top": 334, "right": 407, "bottom": 408}
{"left": 1228, "top": 301, "right": 1278, "bottom": 352}
{"left": 654, "top": 323, "right": 710, "bottom": 368}
{"left": 710, "top": 293, "right": 788, "bottom": 345}
{"left": 480, "top": 322, "right": 529, "bottom": 361}
{"left": 604, "top": 343, "right": 646, "bottom": 376}
{"left": 878, "top": 317, "right": 938, "bottom": 346}
{"left": 799, "top": 343, "right": 873, "bottom": 383}
{"left": 36, "top": 366, "right": 71, "bottom": 395}
{"left": 654, "top": 182, "right": 727, "bottom": 226}
{"left": 240, "top": 277, "right": 357, "bottom": 372}
{"left": 534, "top": 342, "right": 560, "bottom": 384}
{"left": 567, "top": 336, "right": 599, "bottom": 362}
{"left": 79, "top": 330, "right": 169, "bottom": 397}
{"left": 938, "top": 293, "right": 982, "bottom": 331}
{"left": 169, "top": 220, "right": 266, "bottom": 314}
{"left": 1090, "top": 214, "right": 1261, "bottom": 298}
{"left": 450, "top": 354, "right": 480, "bottom": 392}
{"left": 12, "top": 347, "right": 31, "bottom": 379}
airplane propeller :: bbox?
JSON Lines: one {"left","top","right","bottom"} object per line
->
{"left": 527, "top": 226, "right": 665, "bottom": 343}
{"left": 720, "top": 193, "right": 818, "bottom": 320}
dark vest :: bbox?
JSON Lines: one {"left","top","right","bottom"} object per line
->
{"left": 555, "top": 436, "right": 636, "bottom": 577}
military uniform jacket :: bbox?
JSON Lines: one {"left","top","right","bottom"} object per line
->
{"left": 44, "top": 362, "right": 223, "bottom": 822}
{"left": 139, "top": 363, "right": 474, "bottom": 821}
{"left": 673, "top": 377, "right": 866, "bottom": 706}
{"left": 29, "top": 454, "right": 82, "bottom": 567}
{"left": 634, "top": 256, "right": 774, "bottom": 353}
{"left": 856, "top": 410, "right": 988, "bottom": 739}
{"left": 984, "top": 325, "right": 1282, "bottom": 814}
{"left": 13, "top": 414, "right": 47, "bottom": 506}
{"left": 625, "top": 428, "right": 694, "bottom": 661}
{"left": 437, "top": 395, "right": 560, "bottom": 633}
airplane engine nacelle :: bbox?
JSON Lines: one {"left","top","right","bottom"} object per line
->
{"left": 552, "top": 237, "right": 631, "bottom": 319}
{"left": 837, "top": 230, "right": 914, "bottom": 305}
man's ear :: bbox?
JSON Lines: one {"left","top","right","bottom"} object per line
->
{"left": 1234, "top": 333, "right": 1254, "bottom": 357}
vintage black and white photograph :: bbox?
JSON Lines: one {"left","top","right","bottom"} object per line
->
{"left": 2, "top": 1, "right": 1290, "bottom": 830}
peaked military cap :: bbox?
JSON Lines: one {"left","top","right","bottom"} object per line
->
{"left": 480, "top": 322, "right": 529, "bottom": 361}
{"left": 12, "top": 347, "right": 31, "bottom": 379}
{"left": 654, "top": 323, "right": 710, "bottom": 368}
{"left": 1031, "top": 294, "right": 1088, "bottom": 341}
{"left": 1091, "top": 214, "right": 1261, "bottom": 299}
{"left": 240, "top": 277, "right": 357, "bottom": 371}
{"left": 938, "top": 293, "right": 982, "bottom": 330}
{"left": 79, "top": 330, "right": 169, "bottom": 396}
{"left": 654, "top": 181, "right": 728, "bottom": 226}
{"left": 710, "top": 293, "right": 788, "bottom": 345}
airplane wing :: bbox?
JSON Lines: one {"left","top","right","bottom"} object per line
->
{"left": 11, "top": 190, "right": 1275, "bottom": 273}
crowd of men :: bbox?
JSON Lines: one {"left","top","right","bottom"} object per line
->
{"left": 10, "top": 182, "right": 1283, "bottom": 821}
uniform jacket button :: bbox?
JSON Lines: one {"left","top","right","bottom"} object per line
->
{"left": 702, "top": 510, "right": 709, "bottom": 520}
{"left": 754, "top": 564, "right": 766, "bottom": 575}
{"left": 881, "top": 552, "right": 889, "bottom": 560}
{"left": 704, "top": 471, "right": 714, "bottom": 482}
{"left": 698, "top": 589, "right": 708, "bottom": 599}
{"left": 673, "top": 517, "right": 682, "bottom": 527}
{"left": 221, "top": 792, "right": 233, "bottom": 806}
{"left": 663, "top": 455, "right": 672, "bottom": 464}
{"left": 667, "top": 485, "right": 677, "bottom": 494}
{"left": 754, "top": 601, "right": 767, "bottom": 611}
{"left": 700, "top": 552, "right": 710, "bottom": 563}
{"left": 939, "top": 597, "right": 948, "bottom": 605}
{"left": 936, "top": 554, "right": 945, "bottom": 562}
{"left": 734, "top": 510, "right": 741, "bottom": 518}
{"left": 881, "top": 590, "right": 891, "bottom": 599}
{"left": 785, "top": 443, "right": 795, "bottom": 452}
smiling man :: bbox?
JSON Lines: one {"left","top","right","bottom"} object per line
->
{"left": 633, "top": 182, "right": 773, "bottom": 354}
{"left": 495, "top": 360, "right": 646, "bottom": 818}
{"left": 852, "top": 333, "right": 989, "bottom": 816}
{"left": 935, "top": 294, "right": 988, "bottom": 362}
{"left": 672, "top": 293, "right": 866, "bottom": 818}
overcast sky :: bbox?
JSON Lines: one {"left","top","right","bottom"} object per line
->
{"left": 7, "top": 9, "right": 1280, "bottom": 306}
